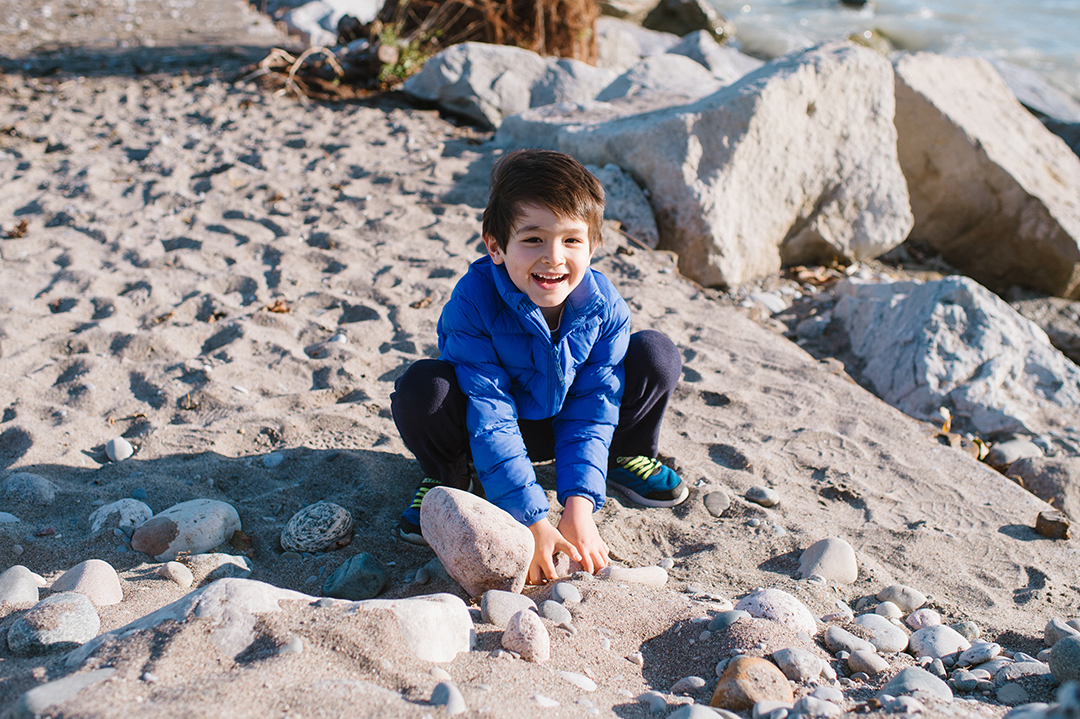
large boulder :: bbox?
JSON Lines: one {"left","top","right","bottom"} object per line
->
{"left": 893, "top": 53, "right": 1080, "bottom": 298}
{"left": 831, "top": 275, "right": 1080, "bottom": 438}
{"left": 401, "top": 43, "right": 616, "bottom": 129}
{"left": 642, "top": 0, "right": 734, "bottom": 43}
{"left": 588, "top": 163, "right": 660, "bottom": 247}
{"left": 666, "top": 30, "right": 764, "bottom": 85}
{"left": 595, "top": 16, "right": 680, "bottom": 73}
{"left": 1007, "top": 456, "right": 1080, "bottom": 521}
{"left": 558, "top": 41, "right": 912, "bottom": 288}
{"left": 596, "top": 53, "right": 722, "bottom": 102}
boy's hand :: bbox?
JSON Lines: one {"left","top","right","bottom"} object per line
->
{"left": 557, "top": 495, "right": 609, "bottom": 575}
{"left": 527, "top": 519, "right": 581, "bottom": 585}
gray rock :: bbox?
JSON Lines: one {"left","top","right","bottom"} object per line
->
{"left": 11, "top": 668, "right": 115, "bottom": 719}
{"left": 710, "top": 610, "right": 750, "bottom": 632}
{"left": 421, "top": 487, "right": 533, "bottom": 597}
{"left": 893, "top": 53, "right": 1080, "bottom": 299}
{"left": 51, "top": 559, "right": 123, "bottom": 606}
{"left": 8, "top": 593, "right": 101, "bottom": 655}
{"left": 993, "top": 60, "right": 1080, "bottom": 125}
{"left": 996, "top": 662, "right": 1052, "bottom": 686}
{"left": 823, "top": 626, "right": 875, "bottom": 655}
{"left": 666, "top": 30, "right": 764, "bottom": 86}
{"left": 0, "top": 511, "right": 19, "bottom": 523}
{"left": 281, "top": 502, "right": 353, "bottom": 554}
{"left": 998, "top": 683, "right": 1033, "bottom": 706}
{"left": 849, "top": 649, "right": 889, "bottom": 676}
{"left": 773, "top": 646, "right": 825, "bottom": 682}
{"left": 811, "top": 687, "right": 844, "bottom": 704}
{"left": 1046, "top": 617, "right": 1080, "bottom": 647}
{"left": 105, "top": 437, "right": 134, "bottom": 462}
{"left": 833, "top": 275, "right": 1080, "bottom": 437}
{"left": 322, "top": 552, "right": 387, "bottom": 600}
{"left": 987, "top": 437, "right": 1043, "bottom": 468}
{"left": 905, "top": 608, "right": 941, "bottom": 630}
{"left": 668, "top": 704, "right": 728, "bottom": 719}
{"left": 792, "top": 695, "right": 842, "bottom": 718}
{"left": 950, "top": 670, "right": 980, "bottom": 692}
{"left": 952, "top": 621, "right": 982, "bottom": 641}
{"left": 1008, "top": 459, "right": 1080, "bottom": 531}
{"left": 88, "top": 498, "right": 152, "bottom": 533}
{"left": 671, "top": 675, "right": 707, "bottom": 694}
{"left": 1049, "top": 635, "right": 1080, "bottom": 683}
{"left": 559, "top": 42, "right": 912, "bottom": 288}
{"left": 878, "top": 666, "right": 953, "bottom": 702}
{"left": 958, "top": 642, "right": 1001, "bottom": 667}
{"left": 586, "top": 163, "right": 659, "bottom": 247}
{"left": 595, "top": 16, "right": 680, "bottom": 73}
{"left": 854, "top": 613, "right": 909, "bottom": 653}
{"left": 746, "top": 486, "right": 780, "bottom": 508}
{"left": 734, "top": 588, "right": 816, "bottom": 635}
{"left": 481, "top": 590, "right": 537, "bottom": 628}
{"left": 0, "top": 472, "right": 57, "bottom": 506}
{"left": 704, "top": 490, "right": 731, "bottom": 517}
{"left": 131, "top": 499, "right": 241, "bottom": 562}
{"left": 551, "top": 582, "right": 581, "bottom": 604}
{"left": 876, "top": 584, "right": 927, "bottom": 613}
{"left": 909, "top": 625, "right": 971, "bottom": 659}
{"left": 431, "top": 681, "right": 466, "bottom": 716}
{"left": 596, "top": 54, "right": 721, "bottom": 103}
{"left": 502, "top": 608, "right": 550, "bottom": 662}
{"left": 0, "top": 565, "right": 40, "bottom": 605}
{"left": 539, "top": 600, "right": 572, "bottom": 625}
{"left": 798, "top": 538, "right": 857, "bottom": 584}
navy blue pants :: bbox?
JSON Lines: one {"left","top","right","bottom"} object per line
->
{"left": 390, "top": 330, "right": 682, "bottom": 488}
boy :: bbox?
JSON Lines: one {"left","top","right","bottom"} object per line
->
{"left": 390, "top": 149, "right": 687, "bottom": 584}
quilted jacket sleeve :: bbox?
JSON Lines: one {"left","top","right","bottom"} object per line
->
{"left": 551, "top": 286, "right": 631, "bottom": 512}
{"left": 438, "top": 291, "right": 551, "bottom": 527}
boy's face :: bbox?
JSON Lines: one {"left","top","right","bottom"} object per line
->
{"left": 484, "top": 203, "right": 593, "bottom": 322}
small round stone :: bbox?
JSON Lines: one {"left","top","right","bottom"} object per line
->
{"left": 0, "top": 565, "right": 40, "bottom": 604}
{"left": 551, "top": 582, "right": 581, "bottom": 604}
{"left": 906, "top": 608, "right": 942, "bottom": 630}
{"left": 671, "top": 676, "right": 707, "bottom": 694}
{"left": 50, "top": 559, "right": 123, "bottom": 606}
{"left": 280, "top": 502, "right": 353, "bottom": 553}
{"left": 708, "top": 610, "right": 750, "bottom": 632}
{"left": 660, "top": 557, "right": 675, "bottom": 570}
{"left": 876, "top": 601, "right": 902, "bottom": 619}
{"left": 105, "top": 437, "right": 134, "bottom": 462}
{"left": 0, "top": 472, "right": 57, "bottom": 506}
{"left": 539, "top": 600, "right": 572, "bottom": 625}
{"left": 322, "top": 552, "right": 386, "bottom": 600}
{"left": 431, "top": 682, "right": 467, "bottom": 716}
{"left": 951, "top": 621, "right": 981, "bottom": 641}
{"left": 1050, "top": 635, "right": 1080, "bottom": 683}
{"left": 704, "top": 490, "right": 731, "bottom": 517}
{"left": 481, "top": 590, "right": 536, "bottom": 628}
{"left": 157, "top": 561, "right": 194, "bottom": 589}
{"left": 502, "top": 609, "right": 550, "bottom": 662}
{"left": 746, "top": 486, "right": 779, "bottom": 507}
{"left": 876, "top": 584, "right": 926, "bottom": 613}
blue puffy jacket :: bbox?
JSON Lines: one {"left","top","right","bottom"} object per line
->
{"left": 437, "top": 255, "right": 631, "bottom": 526}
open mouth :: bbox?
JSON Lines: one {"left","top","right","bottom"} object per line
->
{"left": 532, "top": 272, "right": 567, "bottom": 288}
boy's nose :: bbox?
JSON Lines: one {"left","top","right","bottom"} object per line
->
{"left": 544, "top": 242, "right": 564, "bottom": 265}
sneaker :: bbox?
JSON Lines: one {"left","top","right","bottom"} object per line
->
{"left": 396, "top": 477, "right": 473, "bottom": 545}
{"left": 608, "top": 456, "right": 688, "bottom": 507}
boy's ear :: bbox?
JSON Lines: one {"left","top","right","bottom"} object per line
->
{"left": 483, "top": 233, "right": 505, "bottom": 264}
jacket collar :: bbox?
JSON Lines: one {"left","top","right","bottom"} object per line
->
{"left": 482, "top": 256, "right": 606, "bottom": 334}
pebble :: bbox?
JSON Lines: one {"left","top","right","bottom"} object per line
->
{"left": 704, "top": 490, "right": 731, "bottom": 517}
{"left": 431, "top": 681, "right": 467, "bottom": 715}
{"left": 1050, "top": 635, "right": 1080, "bottom": 683}
{"left": 906, "top": 608, "right": 942, "bottom": 630}
{"left": 660, "top": 557, "right": 675, "bottom": 570}
{"left": 823, "top": 626, "right": 875, "bottom": 655}
{"left": 909, "top": 625, "right": 971, "bottom": 659}
{"left": 798, "top": 538, "right": 857, "bottom": 584}
{"left": 875, "top": 601, "right": 902, "bottom": 619}
{"left": 772, "top": 647, "right": 824, "bottom": 682}
{"left": 750, "top": 291, "right": 787, "bottom": 314}
{"left": 532, "top": 695, "right": 559, "bottom": 708}
{"left": 958, "top": 641, "right": 1001, "bottom": 667}
{"left": 878, "top": 666, "right": 953, "bottom": 702}
{"left": 986, "top": 436, "right": 1042, "bottom": 467}
{"left": 50, "top": 559, "right": 123, "bottom": 606}
{"left": 0, "top": 565, "right": 41, "bottom": 605}
{"left": 1045, "top": 618, "right": 1080, "bottom": 647}
{"left": 754, "top": 700, "right": 791, "bottom": 719}
{"left": 628, "top": 651, "right": 644, "bottom": 666}
{"left": 502, "top": 608, "right": 550, "bottom": 662}
{"left": 157, "top": 561, "right": 194, "bottom": 589}
{"left": 422, "top": 487, "right": 533, "bottom": 596}
{"left": 132, "top": 487, "right": 149, "bottom": 501}
{"left": 0, "top": 472, "right": 57, "bottom": 506}
{"left": 0, "top": 511, "right": 21, "bottom": 523}
{"left": 105, "top": 437, "right": 134, "bottom": 462}
{"left": 950, "top": 670, "right": 980, "bottom": 692}
{"left": 280, "top": 502, "right": 354, "bottom": 554}
{"left": 951, "top": 621, "right": 981, "bottom": 641}
{"left": 551, "top": 582, "right": 581, "bottom": 604}
{"left": 281, "top": 551, "right": 301, "bottom": 561}
{"left": 811, "top": 687, "right": 844, "bottom": 704}
{"left": 277, "top": 636, "right": 304, "bottom": 655}
{"left": 848, "top": 649, "right": 889, "bottom": 676}
{"left": 1035, "top": 510, "right": 1070, "bottom": 539}
{"left": 735, "top": 588, "right": 816, "bottom": 635}
{"left": 711, "top": 656, "right": 794, "bottom": 711}
{"left": 322, "top": 552, "right": 387, "bottom": 600}
{"left": 131, "top": 499, "right": 241, "bottom": 561}
{"left": 430, "top": 667, "right": 452, "bottom": 681}
{"left": 539, "top": 600, "right": 572, "bottom": 625}
{"left": 7, "top": 592, "right": 101, "bottom": 655}
{"left": 599, "top": 565, "right": 668, "bottom": 587}
{"left": 672, "top": 706, "right": 732, "bottom": 719}
{"left": 261, "top": 452, "right": 285, "bottom": 469}
{"left": 671, "top": 676, "right": 707, "bottom": 694}
{"left": 709, "top": 610, "right": 751, "bottom": 632}
{"left": 876, "top": 584, "right": 926, "bottom": 612}
{"left": 853, "top": 613, "right": 909, "bottom": 653}
{"left": 481, "top": 590, "right": 537, "bottom": 628}
{"left": 792, "top": 696, "right": 841, "bottom": 719}
{"left": 746, "top": 486, "right": 779, "bottom": 508}
{"left": 559, "top": 671, "right": 597, "bottom": 691}
{"left": 637, "top": 690, "right": 667, "bottom": 713}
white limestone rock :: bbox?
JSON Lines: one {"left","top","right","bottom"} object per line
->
{"left": 88, "top": 498, "right": 152, "bottom": 533}
{"left": 734, "top": 587, "right": 817, "bottom": 635}
{"left": 798, "top": 537, "right": 857, "bottom": 584}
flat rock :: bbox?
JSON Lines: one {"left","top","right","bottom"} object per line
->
{"left": 551, "top": 582, "right": 581, "bottom": 604}
{"left": 704, "top": 490, "right": 731, "bottom": 517}
{"left": 599, "top": 565, "right": 668, "bottom": 586}
{"left": 734, "top": 588, "right": 816, "bottom": 635}
{"left": 323, "top": 552, "right": 386, "bottom": 600}
{"left": 1050, "top": 635, "right": 1080, "bottom": 683}
{"left": 909, "top": 625, "right": 972, "bottom": 659}
{"left": 0, "top": 565, "right": 41, "bottom": 605}
{"left": 854, "top": 613, "right": 909, "bottom": 653}
{"left": 421, "top": 487, "right": 533, "bottom": 597}
{"left": 280, "top": 502, "right": 353, "bottom": 554}
{"left": 849, "top": 648, "right": 889, "bottom": 675}
{"left": 893, "top": 53, "right": 1080, "bottom": 299}
{"left": 746, "top": 486, "right": 780, "bottom": 507}
{"left": 559, "top": 42, "right": 912, "bottom": 288}
{"left": 711, "top": 655, "right": 794, "bottom": 711}
{"left": 502, "top": 608, "right": 550, "bottom": 662}
{"left": 0, "top": 472, "right": 57, "bottom": 506}
{"left": 798, "top": 538, "right": 857, "bottom": 584}
{"left": 481, "top": 590, "right": 537, "bottom": 628}
{"left": 878, "top": 666, "right": 952, "bottom": 703}
{"left": 876, "top": 584, "right": 927, "bottom": 613}
{"left": 7, "top": 592, "right": 100, "bottom": 655}
{"left": 539, "top": 600, "right": 572, "bottom": 625}
{"left": 88, "top": 498, "right": 153, "bottom": 533}
{"left": 50, "top": 559, "right": 123, "bottom": 606}
{"left": 1045, "top": 618, "right": 1080, "bottom": 647}
{"left": 823, "top": 625, "right": 876, "bottom": 655}
{"left": 12, "top": 668, "right": 116, "bottom": 719}
{"left": 131, "top": 499, "right": 241, "bottom": 562}
{"left": 959, "top": 641, "right": 1001, "bottom": 667}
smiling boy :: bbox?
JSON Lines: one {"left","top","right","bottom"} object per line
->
{"left": 390, "top": 149, "right": 687, "bottom": 584}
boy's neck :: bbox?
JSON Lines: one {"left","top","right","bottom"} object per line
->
{"left": 542, "top": 304, "right": 564, "bottom": 332}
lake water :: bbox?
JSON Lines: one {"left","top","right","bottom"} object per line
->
{"left": 706, "top": 0, "right": 1080, "bottom": 101}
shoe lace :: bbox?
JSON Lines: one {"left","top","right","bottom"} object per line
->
{"left": 615, "top": 456, "right": 662, "bottom": 480}
{"left": 409, "top": 478, "right": 442, "bottom": 510}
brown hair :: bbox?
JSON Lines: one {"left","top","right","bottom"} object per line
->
{"left": 482, "top": 149, "right": 605, "bottom": 251}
